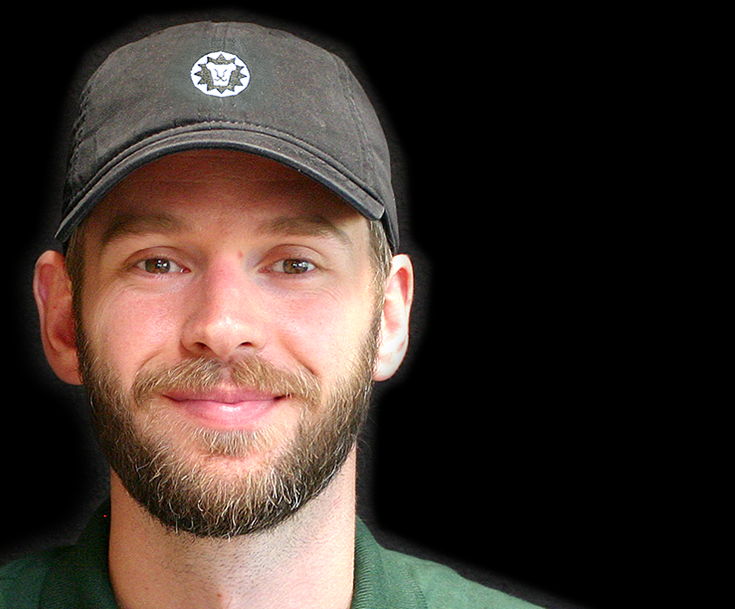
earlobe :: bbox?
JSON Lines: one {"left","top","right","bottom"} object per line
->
{"left": 33, "top": 250, "right": 83, "bottom": 385}
{"left": 373, "top": 254, "right": 414, "bottom": 382}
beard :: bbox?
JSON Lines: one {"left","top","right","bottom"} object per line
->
{"left": 76, "top": 325, "right": 379, "bottom": 539}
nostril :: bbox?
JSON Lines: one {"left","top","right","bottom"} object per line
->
{"left": 180, "top": 266, "right": 267, "bottom": 360}
{"left": 183, "top": 315, "right": 264, "bottom": 361}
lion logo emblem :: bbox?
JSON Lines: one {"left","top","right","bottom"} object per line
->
{"left": 191, "top": 51, "right": 250, "bottom": 97}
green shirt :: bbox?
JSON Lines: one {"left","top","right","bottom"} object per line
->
{"left": 1, "top": 502, "right": 539, "bottom": 609}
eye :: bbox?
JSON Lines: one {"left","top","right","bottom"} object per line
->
{"left": 135, "top": 257, "right": 187, "bottom": 275}
{"left": 270, "top": 258, "right": 317, "bottom": 275}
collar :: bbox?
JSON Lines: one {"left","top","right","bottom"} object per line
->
{"left": 352, "top": 518, "right": 425, "bottom": 609}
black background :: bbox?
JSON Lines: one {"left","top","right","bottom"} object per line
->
{"left": 1, "top": 4, "right": 683, "bottom": 609}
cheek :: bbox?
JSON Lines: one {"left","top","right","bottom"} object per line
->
{"left": 274, "top": 288, "right": 377, "bottom": 381}
{"left": 83, "top": 290, "right": 182, "bottom": 382}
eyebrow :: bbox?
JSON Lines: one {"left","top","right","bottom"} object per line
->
{"left": 100, "top": 212, "right": 188, "bottom": 249}
{"left": 258, "top": 215, "right": 354, "bottom": 248}
{"left": 98, "top": 211, "right": 355, "bottom": 250}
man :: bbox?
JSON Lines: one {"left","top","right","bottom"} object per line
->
{"left": 1, "top": 20, "right": 540, "bottom": 608}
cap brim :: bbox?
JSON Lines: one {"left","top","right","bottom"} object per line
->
{"left": 55, "top": 125, "right": 388, "bottom": 245}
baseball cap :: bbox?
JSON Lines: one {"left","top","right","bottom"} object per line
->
{"left": 56, "top": 21, "right": 399, "bottom": 252}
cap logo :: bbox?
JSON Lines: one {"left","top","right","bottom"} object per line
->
{"left": 190, "top": 51, "right": 250, "bottom": 97}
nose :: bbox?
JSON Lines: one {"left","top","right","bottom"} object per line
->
{"left": 181, "top": 258, "right": 267, "bottom": 361}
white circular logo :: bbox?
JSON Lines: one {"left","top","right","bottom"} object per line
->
{"left": 190, "top": 51, "right": 250, "bottom": 97}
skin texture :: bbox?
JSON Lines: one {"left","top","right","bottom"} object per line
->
{"left": 33, "top": 150, "right": 414, "bottom": 609}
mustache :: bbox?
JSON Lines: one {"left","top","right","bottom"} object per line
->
{"left": 132, "top": 356, "right": 322, "bottom": 410}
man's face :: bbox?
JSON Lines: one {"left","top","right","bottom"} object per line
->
{"left": 72, "top": 149, "right": 383, "bottom": 537}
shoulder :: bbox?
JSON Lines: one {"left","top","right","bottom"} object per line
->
{"left": 0, "top": 549, "right": 67, "bottom": 609}
{"left": 355, "top": 518, "right": 542, "bottom": 609}
{"left": 381, "top": 548, "right": 540, "bottom": 609}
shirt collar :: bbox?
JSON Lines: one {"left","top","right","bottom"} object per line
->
{"left": 352, "top": 519, "right": 424, "bottom": 609}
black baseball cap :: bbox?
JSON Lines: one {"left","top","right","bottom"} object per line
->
{"left": 56, "top": 21, "right": 399, "bottom": 252}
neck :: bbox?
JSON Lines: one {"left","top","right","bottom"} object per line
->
{"left": 108, "top": 449, "right": 358, "bottom": 609}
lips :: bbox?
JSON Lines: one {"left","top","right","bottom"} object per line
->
{"left": 165, "top": 387, "right": 280, "bottom": 404}
{"left": 163, "top": 386, "right": 282, "bottom": 430}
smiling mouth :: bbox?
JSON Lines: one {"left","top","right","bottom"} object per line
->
{"left": 163, "top": 387, "right": 284, "bottom": 430}
{"left": 165, "top": 386, "right": 281, "bottom": 404}
{"left": 130, "top": 355, "right": 321, "bottom": 429}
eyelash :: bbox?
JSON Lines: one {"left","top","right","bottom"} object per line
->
{"left": 267, "top": 258, "right": 317, "bottom": 275}
{"left": 132, "top": 256, "right": 317, "bottom": 276}
{"left": 134, "top": 257, "right": 188, "bottom": 275}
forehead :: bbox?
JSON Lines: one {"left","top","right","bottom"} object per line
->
{"left": 87, "top": 149, "right": 364, "bottom": 232}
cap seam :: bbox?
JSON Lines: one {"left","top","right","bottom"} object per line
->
{"left": 332, "top": 54, "right": 373, "bottom": 183}
{"left": 66, "top": 85, "right": 92, "bottom": 195}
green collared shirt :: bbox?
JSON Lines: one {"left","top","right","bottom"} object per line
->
{"left": 1, "top": 503, "right": 538, "bottom": 609}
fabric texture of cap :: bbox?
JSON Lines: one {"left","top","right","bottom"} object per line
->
{"left": 56, "top": 21, "right": 399, "bottom": 251}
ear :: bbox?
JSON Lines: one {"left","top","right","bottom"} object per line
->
{"left": 33, "top": 250, "right": 83, "bottom": 385}
{"left": 373, "top": 254, "right": 414, "bottom": 382}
